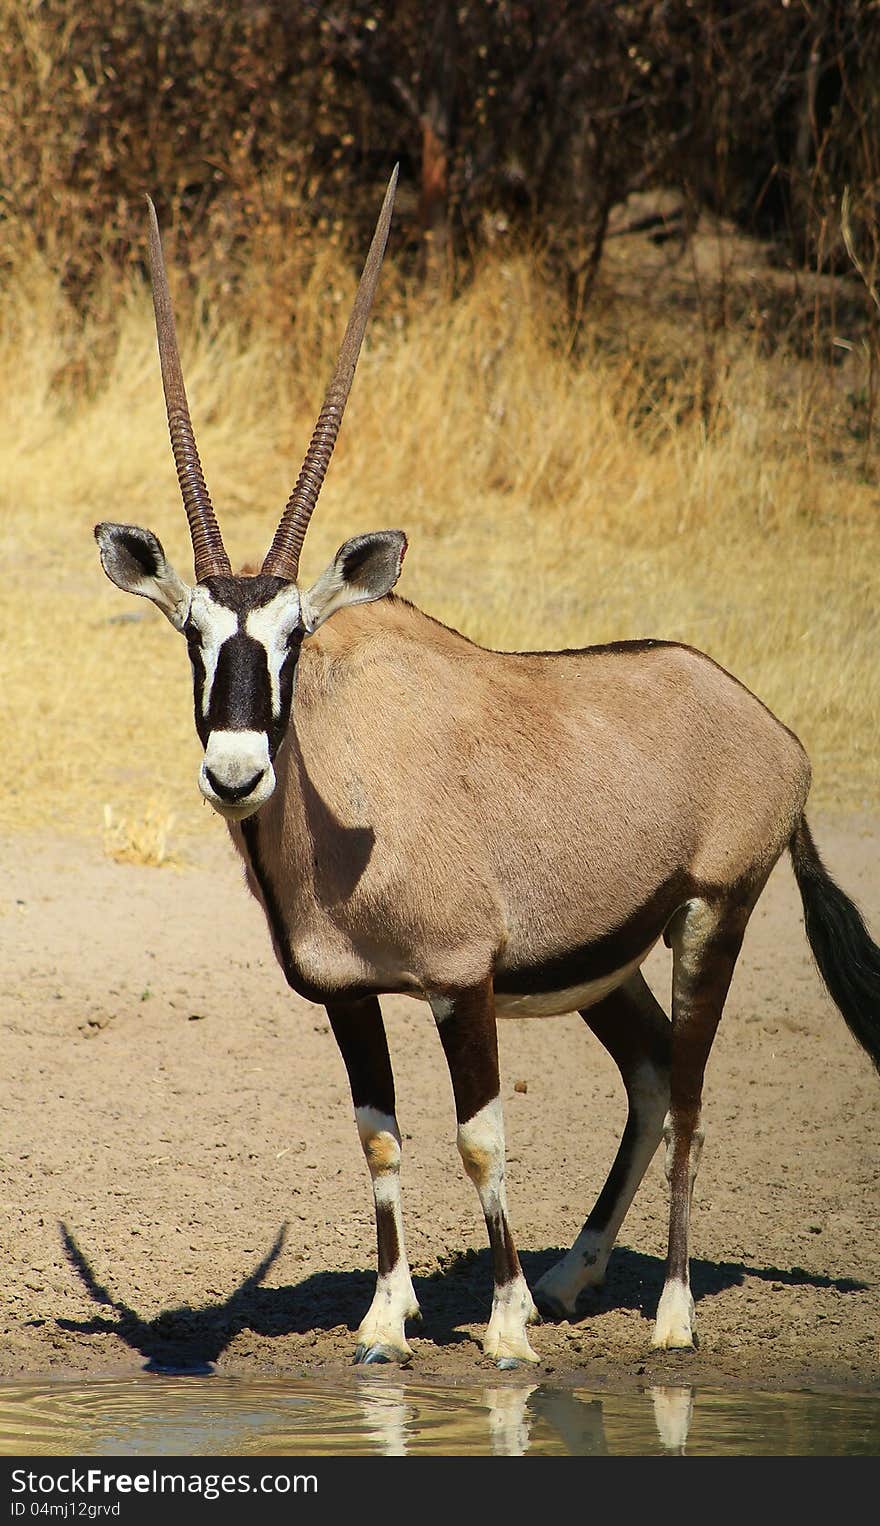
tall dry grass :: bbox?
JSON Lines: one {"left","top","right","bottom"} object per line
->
{"left": 1, "top": 235, "right": 877, "bottom": 846}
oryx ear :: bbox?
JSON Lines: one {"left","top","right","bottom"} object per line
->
{"left": 94, "top": 522, "right": 192, "bottom": 631}
{"left": 301, "top": 530, "right": 407, "bottom": 633}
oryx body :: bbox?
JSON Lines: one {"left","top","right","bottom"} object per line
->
{"left": 96, "top": 169, "right": 880, "bottom": 1367}
{"left": 231, "top": 597, "right": 808, "bottom": 1014}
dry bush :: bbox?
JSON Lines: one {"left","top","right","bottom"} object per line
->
{"left": 0, "top": 1, "right": 316, "bottom": 281}
{"left": 102, "top": 802, "right": 181, "bottom": 868}
{"left": 3, "top": 1, "right": 877, "bottom": 305}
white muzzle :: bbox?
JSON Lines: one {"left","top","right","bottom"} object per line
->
{"left": 199, "top": 729, "right": 275, "bottom": 820}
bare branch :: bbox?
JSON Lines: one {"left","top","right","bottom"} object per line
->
{"left": 840, "top": 185, "right": 880, "bottom": 317}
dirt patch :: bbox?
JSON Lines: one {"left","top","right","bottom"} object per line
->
{"left": 1, "top": 814, "right": 878, "bottom": 1394}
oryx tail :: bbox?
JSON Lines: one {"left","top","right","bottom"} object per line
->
{"left": 790, "top": 816, "right": 880, "bottom": 1072}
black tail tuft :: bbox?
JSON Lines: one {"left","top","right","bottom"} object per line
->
{"left": 789, "top": 817, "right": 880, "bottom": 1074}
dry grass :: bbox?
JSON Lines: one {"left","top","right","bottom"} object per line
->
{"left": 101, "top": 802, "right": 181, "bottom": 868}
{"left": 1, "top": 236, "right": 878, "bottom": 845}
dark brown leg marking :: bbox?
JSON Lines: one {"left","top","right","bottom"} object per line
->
{"left": 326, "top": 996, "right": 395, "bottom": 1115}
{"left": 580, "top": 973, "right": 671, "bottom": 1238}
{"left": 325, "top": 996, "right": 419, "bottom": 1362}
{"left": 432, "top": 984, "right": 500, "bottom": 1125}
{"left": 654, "top": 906, "right": 746, "bottom": 1347}
{"left": 430, "top": 981, "right": 539, "bottom": 1365}
{"left": 534, "top": 971, "right": 671, "bottom": 1318}
{"left": 432, "top": 984, "right": 517, "bottom": 1290}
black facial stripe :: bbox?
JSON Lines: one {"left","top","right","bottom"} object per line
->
{"left": 187, "top": 640, "right": 210, "bottom": 746}
{"left": 207, "top": 631, "right": 274, "bottom": 733}
{"left": 185, "top": 577, "right": 304, "bottom": 754}
{"left": 190, "top": 628, "right": 302, "bottom": 753}
{"left": 271, "top": 637, "right": 303, "bottom": 750}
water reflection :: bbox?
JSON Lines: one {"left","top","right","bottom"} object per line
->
{"left": 359, "top": 1381, "right": 616, "bottom": 1457}
{"left": 650, "top": 1385, "right": 694, "bottom": 1455}
{"left": 1, "top": 1375, "right": 875, "bottom": 1456}
{"left": 0, "top": 1375, "right": 678, "bottom": 1456}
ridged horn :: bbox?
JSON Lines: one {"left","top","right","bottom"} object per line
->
{"left": 261, "top": 165, "right": 399, "bottom": 582}
{"left": 146, "top": 196, "right": 232, "bottom": 582}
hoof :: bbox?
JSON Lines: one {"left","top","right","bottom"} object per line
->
{"left": 483, "top": 1338, "right": 541, "bottom": 1368}
{"left": 651, "top": 1320, "right": 698, "bottom": 1351}
{"left": 652, "top": 1282, "right": 697, "bottom": 1350}
{"left": 533, "top": 1288, "right": 570, "bottom": 1322}
{"left": 651, "top": 1332, "right": 697, "bottom": 1352}
{"left": 533, "top": 1261, "right": 601, "bottom": 1320}
{"left": 353, "top": 1342, "right": 409, "bottom": 1366}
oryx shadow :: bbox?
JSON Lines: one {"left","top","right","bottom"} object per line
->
{"left": 518, "top": 1244, "right": 868, "bottom": 1321}
{"left": 292, "top": 742, "right": 375, "bottom": 906}
{"left": 56, "top": 1221, "right": 369, "bottom": 1373}
{"left": 403, "top": 1243, "right": 866, "bottom": 1338}
{"left": 55, "top": 1222, "right": 477, "bottom": 1372}
{"left": 55, "top": 1224, "right": 867, "bottom": 1372}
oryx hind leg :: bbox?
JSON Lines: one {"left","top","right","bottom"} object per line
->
{"left": 430, "top": 981, "right": 540, "bottom": 1368}
{"left": 534, "top": 972, "right": 670, "bottom": 1319}
{"left": 653, "top": 899, "right": 746, "bottom": 1350}
{"left": 326, "top": 996, "right": 420, "bottom": 1365}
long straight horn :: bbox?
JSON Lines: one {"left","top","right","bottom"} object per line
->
{"left": 261, "top": 165, "right": 399, "bottom": 582}
{"left": 146, "top": 197, "right": 232, "bottom": 582}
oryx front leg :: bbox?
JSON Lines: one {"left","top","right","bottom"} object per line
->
{"left": 653, "top": 902, "right": 745, "bottom": 1350}
{"left": 535, "top": 972, "right": 670, "bottom": 1319}
{"left": 430, "top": 982, "right": 539, "bottom": 1368}
{"left": 327, "top": 997, "right": 420, "bottom": 1365}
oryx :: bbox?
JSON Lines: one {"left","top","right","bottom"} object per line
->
{"left": 95, "top": 168, "right": 880, "bottom": 1368}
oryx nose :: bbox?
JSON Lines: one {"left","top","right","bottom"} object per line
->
{"left": 204, "top": 767, "right": 265, "bottom": 804}
{"left": 202, "top": 729, "right": 272, "bottom": 807}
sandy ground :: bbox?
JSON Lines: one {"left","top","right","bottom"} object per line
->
{"left": 1, "top": 812, "right": 878, "bottom": 1396}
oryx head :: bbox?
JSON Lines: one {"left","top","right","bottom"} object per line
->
{"left": 96, "top": 170, "right": 405, "bottom": 822}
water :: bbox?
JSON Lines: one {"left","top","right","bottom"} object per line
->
{"left": 0, "top": 1376, "right": 876, "bottom": 1456}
